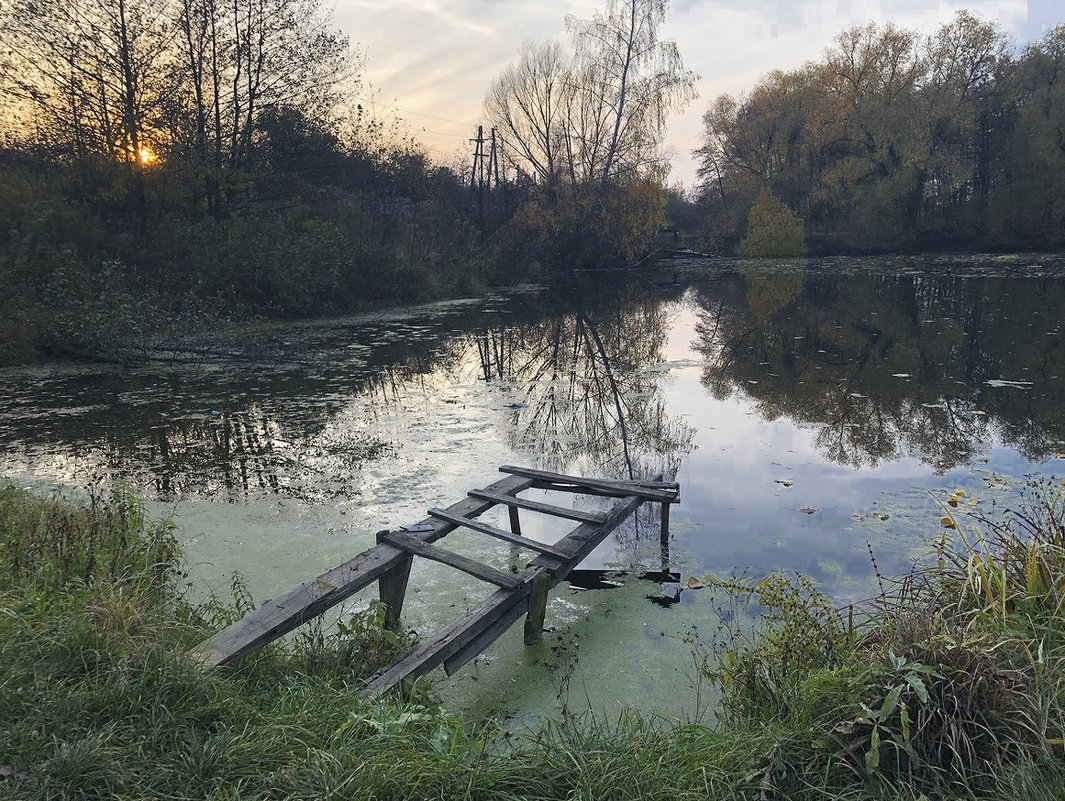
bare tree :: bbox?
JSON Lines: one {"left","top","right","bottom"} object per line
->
{"left": 484, "top": 0, "right": 695, "bottom": 192}
{"left": 566, "top": 0, "right": 696, "bottom": 191}
{"left": 484, "top": 40, "right": 571, "bottom": 186}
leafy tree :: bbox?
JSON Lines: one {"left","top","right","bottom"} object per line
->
{"left": 738, "top": 189, "right": 806, "bottom": 257}
{"left": 693, "top": 11, "right": 1063, "bottom": 254}
{"left": 988, "top": 25, "right": 1065, "bottom": 247}
{"left": 566, "top": 0, "right": 696, "bottom": 191}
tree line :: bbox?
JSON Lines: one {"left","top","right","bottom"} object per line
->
{"left": 0, "top": 0, "right": 696, "bottom": 365}
{"left": 696, "top": 12, "right": 1065, "bottom": 254}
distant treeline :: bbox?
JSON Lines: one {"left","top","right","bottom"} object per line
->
{"left": 2, "top": 2, "right": 1063, "bottom": 364}
{"left": 695, "top": 13, "right": 1065, "bottom": 254}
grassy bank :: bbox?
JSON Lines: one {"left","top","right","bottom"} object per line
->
{"left": 2, "top": 484, "right": 1064, "bottom": 799}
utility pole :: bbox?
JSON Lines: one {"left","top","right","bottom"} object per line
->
{"left": 469, "top": 125, "right": 486, "bottom": 232}
{"left": 489, "top": 128, "right": 500, "bottom": 188}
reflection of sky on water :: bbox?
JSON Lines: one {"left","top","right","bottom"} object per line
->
{"left": 658, "top": 294, "right": 1039, "bottom": 604}
{"left": 2, "top": 261, "right": 1064, "bottom": 721}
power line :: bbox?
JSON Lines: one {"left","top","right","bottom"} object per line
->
{"left": 349, "top": 97, "right": 475, "bottom": 128}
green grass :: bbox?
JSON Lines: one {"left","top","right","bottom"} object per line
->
{"left": 695, "top": 479, "right": 1065, "bottom": 799}
{"left": 2, "top": 483, "right": 1064, "bottom": 800}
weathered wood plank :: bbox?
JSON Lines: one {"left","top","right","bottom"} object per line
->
{"left": 526, "top": 487, "right": 649, "bottom": 577}
{"left": 443, "top": 589, "right": 532, "bottom": 675}
{"left": 361, "top": 581, "right": 531, "bottom": 695}
{"left": 467, "top": 489, "right": 607, "bottom": 525}
{"left": 427, "top": 507, "right": 573, "bottom": 559}
{"left": 188, "top": 473, "right": 535, "bottom": 667}
{"left": 499, "top": 464, "right": 680, "bottom": 503}
{"left": 380, "top": 530, "right": 522, "bottom": 590}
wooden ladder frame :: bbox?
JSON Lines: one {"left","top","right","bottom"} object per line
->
{"left": 188, "top": 465, "right": 680, "bottom": 697}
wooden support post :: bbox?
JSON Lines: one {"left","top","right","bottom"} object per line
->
{"left": 524, "top": 573, "right": 551, "bottom": 644}
{"left": 508, "top": 506, "right": 521, "bottom": 535}
{"left": 660, "top": 502, "right": 671, "bottom": 570}
{"left": 376, "top": 529, "right": 413, "bottom": 629}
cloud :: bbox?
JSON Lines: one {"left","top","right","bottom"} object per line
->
{"left": 336, "top": 0, "right": 1039, "bottom": 188}
{"left": 347, "top": 0, "right": 497, "bottom": 37}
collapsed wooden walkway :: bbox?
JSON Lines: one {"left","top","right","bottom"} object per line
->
{"left": 189, "top": 465, "right": 680, "bottom": 696}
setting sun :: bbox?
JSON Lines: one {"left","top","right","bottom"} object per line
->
{"left": 138, "top": 147, "right": 157, "bottom": 165}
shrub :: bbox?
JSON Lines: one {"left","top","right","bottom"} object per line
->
{"left": 737, "top": 189, "right": 807, "bottom": 257}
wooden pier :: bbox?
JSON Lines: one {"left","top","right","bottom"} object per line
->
{"left": 189, "top": 465, "right": 679, "bottom": 696}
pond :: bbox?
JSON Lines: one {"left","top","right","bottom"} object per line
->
{"left": 3, "top": 253, "right": 1065, "bottom": 724}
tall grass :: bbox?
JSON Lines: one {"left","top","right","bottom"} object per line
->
{"left": 698, "top": 479, "right": 1065, "bottom": 798}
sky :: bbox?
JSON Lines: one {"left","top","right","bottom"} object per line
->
{"left": 334, "top": 0, "right": 1060, "bottom": 190}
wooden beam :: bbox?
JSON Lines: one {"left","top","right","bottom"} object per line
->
{"left": 467, "top": 489, "right": 607, "bottom": 525}
{"left": 498, "top": 464, "right": 679, "bottom": 503}
{"left": 427, "top": 507, "right": 573, "bottom": 559}
{"left": 188, "top": 473, "right": 535, "bottom": 668}
{"left": 361, "top": 581, "right": 531, "bottom": 694}
{"left": 380, "top": 529, "right": 522, "bottom": 591}
{"left": 444, "top": 589, "right": 530, "bottom": 675}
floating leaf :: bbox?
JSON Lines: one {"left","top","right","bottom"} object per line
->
{"left": 775, "top": 479, "right": 794, "bottom": 488}
{"left": 852, "top": 513, "right": 863, "bottom": 521}
{"left": 941, "top": 517, "right": 956, "bottom": 529}
{"left": 954, "top": 489, "right": 966, "bottom": 498}
{"left": 947, "top": 497, "right": 959, "bottom": 507}
{"left": 686, "top": 577, "right": 707, "bottom": 590}
{"left": 869, "top": 512, "right": 891, "bottom": 521}
{"left": 799, "top": 507, "right": 818, "bottom": 514}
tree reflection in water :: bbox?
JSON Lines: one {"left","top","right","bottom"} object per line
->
{"left": 692, "top": 265, "right": 1065, "bottom": 472}
{"left": 472, "top": 286, "right": 694, "bottom": 484}
{"left": 470, "top": 283, "right": 696, "bottom": 570}
{"left": 0, "top": 285, "right": 697, "bottom": 528}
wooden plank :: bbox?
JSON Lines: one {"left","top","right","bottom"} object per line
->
{"left": 363, "top": 486, "right": 650, "bottom": 696}
{"left": 380, "top": 529, "right": 522, "bottom": 590}
{"left": 362, "top": 581, "right": 531, "bottom": 695}
{"left": 427, "top": 507, "right": 573, "bottom": 559}
{"left": 188, "top": 473, "right": 536, "bottom": 667}
{"left": 467, "top": 489, "right": 607, "bottom": 525}
{"left": 499, "top": 464, "right": 680, "bottom": 503}
{"left": 529, "top": 487, "right": 649, "bottom": 578}
{"left": 444, "top": 590, "right": 530, "bottom": 675}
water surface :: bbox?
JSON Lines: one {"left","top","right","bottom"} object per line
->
{"left": 3, "top": 254, "right": 1064, "bottom": 722}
